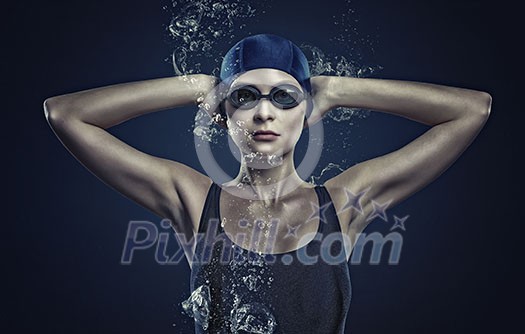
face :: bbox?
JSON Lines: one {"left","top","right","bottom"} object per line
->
{"left": 223, "top": 68, "right": 307, "bottom": 159}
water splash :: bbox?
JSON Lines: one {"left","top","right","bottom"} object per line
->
{"left": 301, "top": 0, "right": 382, "bottom": 125}
{"left": 165, "top": 0, "right": 260, "bottom": 76}
{"left": 166, "top": 0, "right": 265, "bottom": 144}
{"left": 181, "top": 284, "right": 211, "bottom": 330}
{"left": 230, "top": 302, "right": 277, "bottom": 334}
{"left": 299, "top": 13, "right": 382, "bottom": 184}
{"left": 184, "top": 249, "right": 276, "bottom": 331}
{"left": 192, "top": 108, "right": 224, "bottom": 144}
{"left": 308, "top": 163, "right": 345, "bottom": 185}
{"left": 301, "top": 44, "right": 382, "bottom": 123}
{"left": 329, "top": 0, "right": 379, "bottom": 61}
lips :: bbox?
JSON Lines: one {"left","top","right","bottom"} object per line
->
{"left": 253, "top": 130, "right": 280, "bottom": 136}
{"left": 252, "top": 130, "right": 280, "bottom": 141}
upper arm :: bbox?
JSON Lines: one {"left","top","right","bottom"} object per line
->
{"left": 45, "top": 105, "right": 211, "bottom": 226}
{"left": 325, "top": 111, "right": 490, "bottom": 232}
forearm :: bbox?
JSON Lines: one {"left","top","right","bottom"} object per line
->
{"left": 326, "top": 76, "right": 492, "bottom": 126}
{"left": 44, "top": 74, "right": 217, "bottom": 129}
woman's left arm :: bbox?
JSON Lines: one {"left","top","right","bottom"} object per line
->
{"left": 314, "top": 76, "right": 492, "bottom": 221}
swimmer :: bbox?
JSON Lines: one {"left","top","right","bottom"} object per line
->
{"left": 44, "top": 34, "right": 492, "bottom": 333}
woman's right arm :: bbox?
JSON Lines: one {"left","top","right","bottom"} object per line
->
{"left": 44, "top": 74, "right": 217, "bottom": 229}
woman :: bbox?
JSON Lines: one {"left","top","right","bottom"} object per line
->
{"left": 44, "top": 34, "right": 492, "bottom": 333}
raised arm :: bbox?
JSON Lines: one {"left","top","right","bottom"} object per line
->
{"left": 44, "top": 74, "right": 217, "bottom": 234}
{"left": 314, "top": 76, "right": 492, "bottom": 231}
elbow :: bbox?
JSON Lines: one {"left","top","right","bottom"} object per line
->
{"left": 43, "top": 97, "right": 55, "bottom": 121}
{"left": 43, "top": 96, "right": 69, "bottom": 127}
{"left": 462, "top": 91, "right": 492, "bottom": 125}
{"left": 476, "top": 91, "right": 492, "bottom": 119}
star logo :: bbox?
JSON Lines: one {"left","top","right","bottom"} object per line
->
{"left": 285, "top": 224, "right": 300, "bottom": 238}
{"left": 306, "top": 200, "right": 332, "bottom": 224}
{"left": 390, "top": 215, "right": 409, "bottom": 231}
{"left": 340, "top": 187, "right": 369, "bottom": 215}
{"left": 366, "top": 199, "right": 392, "bottom": 222}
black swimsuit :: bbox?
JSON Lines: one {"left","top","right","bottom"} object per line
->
{"left": 185, "top": 182, "right": 352, "bottom": 333}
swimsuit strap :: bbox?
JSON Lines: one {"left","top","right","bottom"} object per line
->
{"left": 196, "top": 182, "right": 221, "bottom": 235}
{"left": 314, "top": 184, "right": 343, "bottom": 234}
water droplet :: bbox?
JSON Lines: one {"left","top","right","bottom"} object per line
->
{"left": 212, "top": 2, "right": 224, "bottom": 11}
{"left": 267, "top": 154, "right": 283, "bottom": 167}
{"left": 242, "top": 273, "right": 260, "bottom": 291}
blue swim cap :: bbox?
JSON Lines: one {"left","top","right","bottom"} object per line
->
{"left": 220, "top": 34, "right": 312, "bottom": 93}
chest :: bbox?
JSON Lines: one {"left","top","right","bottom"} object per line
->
{"left": 218, "top": 189, "right": 322, "bottom": 254}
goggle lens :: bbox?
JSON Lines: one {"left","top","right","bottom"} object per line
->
{"left": 227, "top": 85, "right": 304, "bottom": 110}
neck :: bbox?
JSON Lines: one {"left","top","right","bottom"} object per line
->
{"left": 232, "top": 149, "right": 307, "bottom": 203}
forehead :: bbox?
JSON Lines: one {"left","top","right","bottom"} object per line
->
{"left": 230, "top": 68, "right": 301, "bottom": 89}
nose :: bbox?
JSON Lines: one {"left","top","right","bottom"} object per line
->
{"left": 253, "top": 99, "right": 276, "bottom": 122}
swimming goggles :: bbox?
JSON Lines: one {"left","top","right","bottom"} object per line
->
{"left": 226, "top": 84, "right": 305, "bottom": 110}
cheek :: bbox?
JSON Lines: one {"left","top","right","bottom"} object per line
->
{"left": 287, "top": 109, "right": 307, "bottom": 136}
{"left": 288, "top": 126, "right": 304, "bottom": 147}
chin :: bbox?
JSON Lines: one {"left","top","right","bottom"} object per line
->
{"left": 256, "top": 141, "right": 296, "bottom": 154}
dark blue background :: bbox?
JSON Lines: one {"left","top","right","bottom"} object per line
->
{"left": 6, "top": 0, "right": 521, "bottom": 333}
